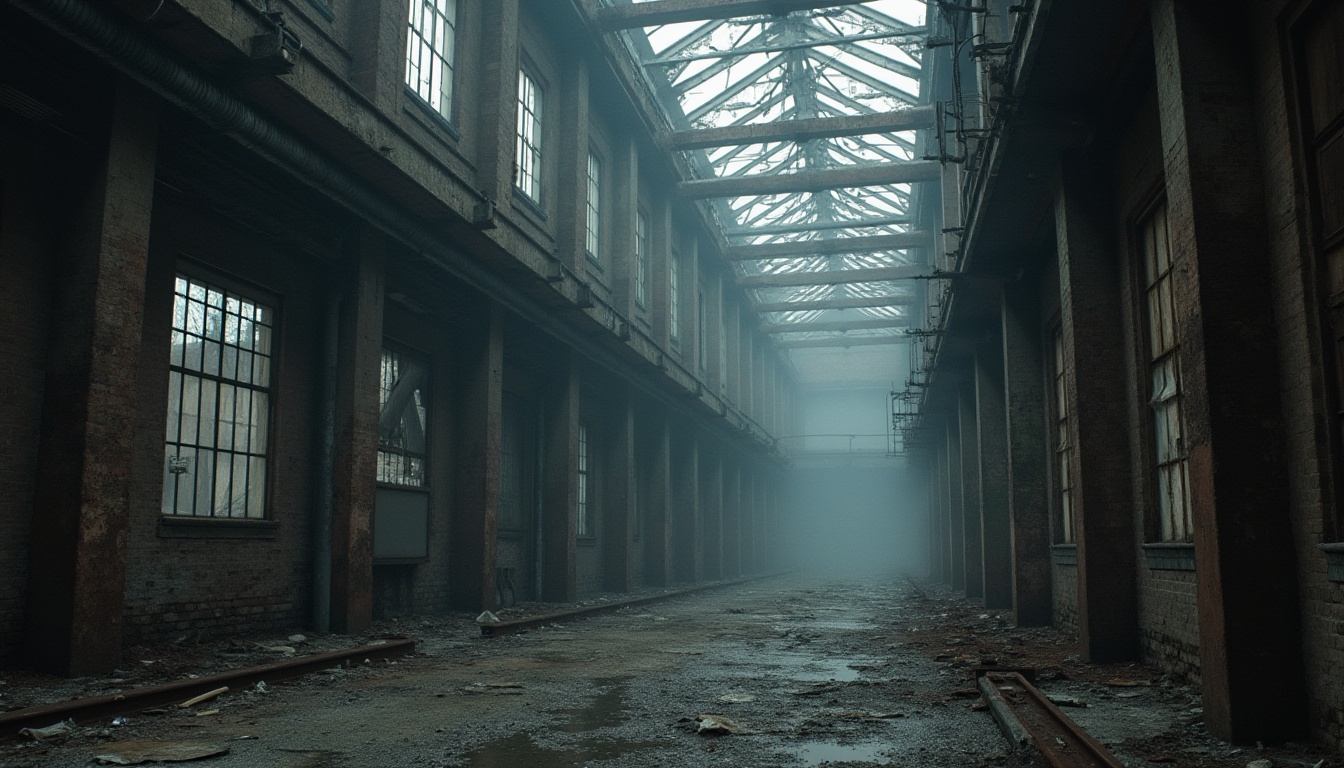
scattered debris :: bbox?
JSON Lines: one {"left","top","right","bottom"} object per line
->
{"left": 1144, "top": 756, "right": 1176, "bottom": 764}
{"left": 287, "top": 635, "right": 307, "bottom": 644}
{"left": 178, "top": 687, "right": 228, "bottom": 708}
{"left": 194, "top": 709, "right": 219, "bottom": 718}
{"left": 475, "top": 611, "right": 501, "bottom": 624}
{"left": 459, "top": 683, "right": 525, "bottom": 696}
{"left": 717, "top": 692, "right": 756, "bottom": 703}
{"left": 253, "top": 681, "right": 269, "bottom": 694}
{"left": 93, "top": 740, "right": 230, "bottom": 765}
{"left": 1245, "top": 761, "right": 1273, "bottom": 768}
{"left": 112, "top": 716, "right": 130, "bottom": 726}
{"left": 18, "top": 719, "right": 74, "bottom": 741}
{"left": 836, "top": 711, "right": 905, "bottom": 720}
{"left": 258, "top": 645, "right": 296, "bottom": 655}
{"left": 1047, "top": 695, "right": 1088, "bottom": 708}
{"left": 1101, "top": 679, "right": 1148, "bottom": 688}
{"left": 694, "top": 714, "right": 744, "bottom": 735}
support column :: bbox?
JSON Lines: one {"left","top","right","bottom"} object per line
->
{"left": 542, "top": 352, "right": 579, "bottom": 602}
{"left": 740, "top": 466, "right": 756, "bottom": 573}
{"left": 643, "top": 416, "right": 671, "bottom": 586}
{"left": 1152, "top": 0, "right": 1306, "bottom": 741}
{"left": 976, "top": 335, "right": 1012, "bottom": 609}
{"left": 723, "top": 459, "right": 742, "bottom": 576}
{"left": 473, "top": 0, "right": 520, "bottom": 207}
{"left": 24, "top": 78, "right": 157, "bottom": 675}
{"left": 331, "top": 229, "right": 386, "bottom": 631}
{"left": 704, "top": 449, "right": 723, "bottom": 579}
{"left": 611, "top": 137, "right": 639, "bottom": 319}
{"left": 959, "top": 382, "right": 983, "bottom": 599}
{"left": 555, "top": 57, "right": 590, "bottom": 271}
{"left": 1057, "top": 158, "right": 1139, "bottom": 663}
{"left": 946, "top": 410, "right": 965, "bottom": 590}
{"left": 1002, "top": 283, "right": 1052, "bottom": 626}
{"left": 350, "top": 0, "right": 409, "bottom": 113}
{"left": 670, "top": 426, "right": 700, "bottom": 583}
{"left": 449, "top": 300, "right": 502, "bottom": 611}
{"left": 601, "top": 386, "right": 635, "bottom": 592}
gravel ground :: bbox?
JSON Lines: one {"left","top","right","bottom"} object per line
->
{"left": 0, "top": 573, "right": 1338, "bottom": 767}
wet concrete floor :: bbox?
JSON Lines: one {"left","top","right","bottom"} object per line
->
{"left": 1, "top": 574, "right": 1037, "bottom": 767}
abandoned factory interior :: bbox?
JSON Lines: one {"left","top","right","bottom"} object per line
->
{"left": 2, "top": 0, "right": 1344, "bottom": 764}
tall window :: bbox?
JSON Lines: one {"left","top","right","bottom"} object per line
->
{"left": 405, "top": 0, "right": 457, "bottom": 120}
{"left": 577, "top": 423, "right": 591, "bottom": 537}
{"left": 378, "top": 349, "right": 429, "bottom": 487}
{"left": 1052, "top": 329, "right": 1075, "bottom": 543}
{"left": 585, "top": 152, "right": 602, "bottom": 264}
{"left": 635, "top": 210, "right": 649, "bottom": 307}
{"left": 163, "top": 275, "right": 274, "bottom": 518}
{"left": 515, "top": 68, "right": 543, "bottom": 202}
{"left": 669, "top": 251, "right": 681, "bottom": 343}
{"left": 1141, "top": 201, "right": 1192, "bottom": 541}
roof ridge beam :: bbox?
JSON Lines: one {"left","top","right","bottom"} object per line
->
{"left": 763, "top": 317, "right": 908, "bottom": 333}
{"left": 738, "top": 264, "right": 927, "bottom": 287}
{"left": 595, "top": 0, "right": 880, "bottom": 31}
{"left": 727, "top": 231, "right": 930, "bottom": 260}
{"left": 678, "top": 160, "right": 940, "bottom": 199}
{"left": 755, "top": 295, "right": 914, "bottom": 311}
{"left": 775, "top": 335, "right": 909, "bottom": 349}
{"left": 664, "top": 107, "right": 933, "bottom": 151}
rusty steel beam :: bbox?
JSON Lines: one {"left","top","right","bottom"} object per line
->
{"left": 677, "top": 161, "right": 941, "bottom": 200}
{"left": 0, "top": 640, "right": 415, "bottom": 737}
{"left": 977, "top": 672, "right": 1125, "bottom": 768}
{"left": 594, "top": 0, "right": 878, "bottom": 31}
{"left": 664, "top": 107, "right": 934, "bottom": 151}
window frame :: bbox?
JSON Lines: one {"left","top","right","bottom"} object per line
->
{"left": 404, "top": 0, "right": 459, "bottom": 124}
{"left": 577, "top": 422, "right": 593, "bottom": 538}
{"left": 376, "top": 344, "right": 432, "bottom": 489}
{"left": 162, "top": 270, "right": 277, "bottom": 522}
{"left": 1048, "top": 325, "right": 1076, "bottom": 544}
{"left": 585, "top": 150, "right": 603, "bottom": 267}
{"left": 635, "top": 208, "right": 650, "bottom": 309}
{"left": 669, "top": 250, "right": 681, "bottom": 344}
{"left": 514, "top": 64, "right": 545, "bottom": 205}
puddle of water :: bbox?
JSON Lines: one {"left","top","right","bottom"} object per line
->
{"left": 792, "top": 657, "right": 862, "bottom": 682}
{"left": 460, "top": 732, "right": 663, "bottom": 768}
{"left": 555, "top": 678, "right": 629, "bottom": 733}
{"left": 793, "top": 742, "right": 892, "bottom": 766}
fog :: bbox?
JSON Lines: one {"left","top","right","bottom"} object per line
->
{"left": 780, "top": 387, "right": 927, "bottom": 576}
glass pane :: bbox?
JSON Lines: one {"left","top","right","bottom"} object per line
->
{"left": 248, "top": 457, "right": 267, "bottom": 519}
{"left": 217, "top": 384, "right": 236, "bottom": 450}
{"left": 213, "top": 453, "right": 233, "bottom": 517}
{"left": 198, "top": 379, "right": 217, "bottom": 448}
{"left": 166, "top": 371, "right": 182, "bottom": 442}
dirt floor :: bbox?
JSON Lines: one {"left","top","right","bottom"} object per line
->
{"left": 0, "top": 573, "right": 1338, "bottom": 767}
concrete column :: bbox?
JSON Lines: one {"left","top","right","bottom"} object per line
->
{"left": 555, "top": 57, "right": 590, "bottom": 271}
{"left": 651, "top": 201, "right": 673, "bottom": 350}
{"left": 601, "top": 386, "right": 635, "bottom": 592}
{"left": 449, "top": 300, "right": 502, "bottom": 611}
{"left": 611, "top": 137, "right": 639, "bottom": 320}
{"left": 959, "top": 382, "right": 983, "bottom": 599}
{"left": 670, "top": 426, "right": 700, "bottom": 583}
{"left": 643, "top": 415, "right": 671, "bottom": 586}
{"left": 1056, "top": 158, "right": 1139, "bottom": 663}
{"left": 473, "top": 0, "right": 520, "bottom": 206}
{"left": 946, "top": 409, "right": 965, "bottom": 590}
{"left": 24, "top": 78, "right": 157, "bottom": 675}
{"left": 685, "top": 240, "right": 702, "bottom": 376}
{"left": 1002, "top": 283, "right": 1052, "bottom": 626}
{"left": 742, "top": 466, "right": 757, "bottom": 573}
{"left": 1152, "top": 0, "right": 1306, "bottom": 741}
{"left": 742, "top": 317, "right": 755, "bottom": 419}
{"left": 723, "top": 459, "right": 742, "bottom": 576}
{"left": 725, "top": 297, "right": 741, "bottom": 405}
{"left": 331, "top": 229, "right": 387, "bottom": 631}
{"left": 541, "top": 353, "right": 579, "bottom": 601}
{"left": 976, "top": 335, "right": 1012, "bottom": 609}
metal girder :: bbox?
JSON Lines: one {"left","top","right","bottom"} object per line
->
{"left": 678, "top": 161, "right": 940, "bottom": 199}
{"left": 762, "top": 317, "right": 908, "bottom": 334}
{"left": 755, "top": 294, "right": 914, "bottom": 312}
{"left": 726, "top": 214, "right": 911, "bottom": 237}
{"left": 594, "top": 0, "right": 879, "bottom": 31}
{"left": 775, "top": 335, "right": 909, "bottom": 349}
{"left": 727, "top": 232, "right": 929, "bottom": 260}
{"left": 664, "top": 107, "right": 933, "bottom": 151}
{"left": 644, "top": 28, "right": 929, "bottom": 67}
{"left": 738, "top": 264, "right": 927, "bottom": 287}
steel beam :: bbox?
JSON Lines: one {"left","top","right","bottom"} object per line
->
{"left": 678, "top": 161, "right": 940, "bottom": 199}
{"left": 763, "top": 317, "right": 908, "bottom": 334}
{"left": 738, "top": 264, "right": 927, "bottom": 287}
{"left": 754, "top": 294, "right": 914, "bottom": 312}
{"left": 727, "top": 232, "right": 930, "bottom": 260}
{"left": 726, "top": 214, "right": 912, "bottom": 237}
{"left": 594, "top": 0, "right": 879, "bottom": 31}
{"left": 775, "top": 335, "right": 909, "bottom": 349}
{"left": 644, "top": 29, "right": 927, "bottom": 67}
{"left": 664, "top": 107, "right": 934, "bottom": 151}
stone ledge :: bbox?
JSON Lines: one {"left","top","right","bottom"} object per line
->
{"left": 1051, "top": 544, "right": 1077, "bottom": 566}
{"left": 157, "top": 516, "right": 280, "bottom": 540}
{"left": 1143, "top": 542, "right": 1195, "bottom": 572}
{"left": 1320, "top": 542, "right": 1344, "bottom": 583}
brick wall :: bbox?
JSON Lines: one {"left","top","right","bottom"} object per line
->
{"left": 1052, "top": 564, "right": 1078, "bottom": 631}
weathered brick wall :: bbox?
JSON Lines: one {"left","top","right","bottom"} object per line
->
{"left": 1052, "top": 564, "right": 1078, "bottom": 631}
{"left": 0, "top": 154, "right": 57, "bottom": 661}
{"left": 1136, "top": 568, "right": 1200, "bottom": 683}
{"left": 123, "top": 197, "right": 323, "bottom": 644}
{"left": 1248, "top": 0, "right": 1344, "bottom": 747}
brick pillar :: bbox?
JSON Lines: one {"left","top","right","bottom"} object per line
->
{"left": 449, "top": 300, "right": 502, "bottom": 611}
{"left": 976, "top": 335, "right": 1012, "bottom": 609}
{"left": 24, "top": 78, "right": 157, "bottom": 676}
{"left": 610, "top": 137, "right": 639, "bottom": 320}
{"left": 1152, "top": 0, "right": 1307, "bottom": 741}
{"left": 601, "top": 386, "right": 635, "bottom": 592}
{"left": 643, "top": 415, "right": 671, "bottom": 586}
{"left": 669, "top": 431, "right": 701, "bottom": 583}
{"left": 474, "top": 0, "right": 520, "bottom": 207}
{"left": 331, "top": 229, "right": 386, "bottom": 632}
{"left": 555, "top": 57, "right": 590, "bottom": 272}
{"left": 349, "top": 0, "right": 408, "bottom": 113}
{"left": 541, "top": 352, "right": 579, "bottom": 602}
{"left": 702, "top": 448, "right": 724, "bottom": 579}
{"left": 946, "top": 410, "right": 965, "bottom": 590}
{"left": 740, "top": 466, "right": 756, "bottom": 573}
{"left": 1056, "top": 158, "right": 1139, "bottom": 663}
{"left": 1002, "top": 283, "right": 1052, "bottom": 626}
{"left": 959, "top": 382, "right": 983, "bottom": 599}
{"left": 723, "top": 459, "right": 741, "bottom": 577}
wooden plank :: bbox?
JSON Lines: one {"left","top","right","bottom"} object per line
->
{"left": 775, "top": 335, "right": 909, "bottom": 349}
{"left": 678, "top": 161, "right": 940, "bottom": 199}
{"left": 738, "top": 264, "right": 927, "bottom": 287}
{"left": 727, "top": 232, "right": 930, "bottom": 260}
{"left": 762, "top": 317, "right": 908, "bottom": 334}
{"left": 664, "top": 107, "right": 934, "bottom": 151}
{"left": 594, "top": 0, "right": 878, "bottom": 31}
{"left": 754, "top": 294, "right": 914, "bottom": 312}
